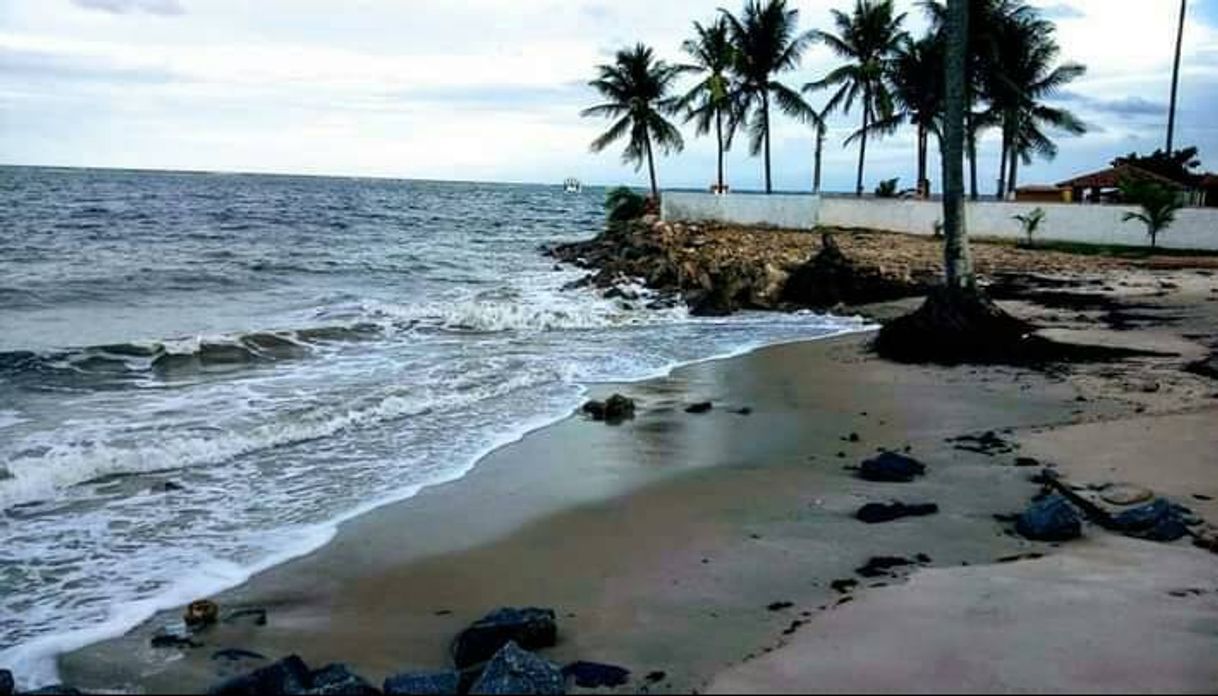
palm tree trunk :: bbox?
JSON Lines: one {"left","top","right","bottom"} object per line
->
{"left": 856, "top": 89, "right": 870, "bottom": 197}
{"left": 966, "top": 116, "right": 979, "bottom": 201}
{"left": 645, "top": 134, "right": 658, "bottom": 200}
{"left": 814, "top": 122, "right": 825, "bottom": 194}
{"left": 1008, "top": 149, "right": 1020, "bottom": 200}
{"left": 916, "top": 124, "right": 927, "bottom": 198}
{"left": 944, "top": 0, "right": 974, "bottom": 290}
{"left": 763, "top": 91, "right": 773, "bottom": 195}
{"left": 997, "top": 123, "right": 1009, "bottom": 199}
{"left": 716, "top": 107, "right": 725, "bottom": 193}
{"left": 1167, "top": 0, "right": 1186, "bottom": 153}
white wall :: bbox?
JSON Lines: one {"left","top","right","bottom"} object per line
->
{"left": 661, "top": 191, "right": 820, "bottom": 230}
{"left": 661, "top": 192, "right": 1218, "bottom": 251}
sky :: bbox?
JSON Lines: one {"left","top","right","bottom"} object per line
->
{"left": 1, "top": 0, "right": 1216, "bottom": 193}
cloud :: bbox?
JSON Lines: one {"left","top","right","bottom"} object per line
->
{"left": 71, "top": 0, "right": 185, "bottom": 16}
{"left": 1057, "top": 91, "right": 1167, "bottom": 119}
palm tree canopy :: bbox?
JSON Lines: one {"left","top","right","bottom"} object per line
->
{"left": 867, "top": 33, "right": 945, "bottom": 140}
{"left": 582, "top": 44, "right": 685, "bottom": 169}
{"left": 721, "top": 0, "right": 819, "bottom": 155}
{"left": 676, "top": 18, "right": 745, "bottom": 144}
{"left": 805, "top": 0, "right": 908, "bottom": 142}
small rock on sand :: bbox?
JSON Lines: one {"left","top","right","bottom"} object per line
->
{"left": 855, "top": 556, "right": 913, "bottom": 578}
{"left": 561, "top": 662, "right": 630, "bottom": 689}
{"left": 858, "top": 452, "right": 926, "bottom": 483}
{"left": 1100, "top": 484, "right": 1154, "bottom": 506}
{"left": 685, "top": 401, "right": 713, "bottom": 414}
{"left": 855, "top": 502, "right": 939, "bottom": 524}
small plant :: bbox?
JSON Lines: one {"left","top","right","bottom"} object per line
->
{"left": 1119, "top": 178, "right": 1184, "bottom": 250}
{"left": 875, "top": 178, "right": 900, "bottom": 198}
{"left": 604, "top": 186, "right": 647, "bottom": 223}
{"left": 1013, "top": 207, "right": 1046, "bottom": 247}
{"left": 932, "top": 219, "right": 943, "bottom": 239}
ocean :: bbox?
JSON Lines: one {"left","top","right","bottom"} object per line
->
{"left": 0, "top": 166, "right": 865, "bottom": 683}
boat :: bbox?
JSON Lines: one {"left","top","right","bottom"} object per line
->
{"left": 563, "top": 177, "right": 582, "bottom": 193}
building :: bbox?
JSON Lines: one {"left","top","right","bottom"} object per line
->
{"left": 1016, "top": 163, "right": 1218, "bottom": 207}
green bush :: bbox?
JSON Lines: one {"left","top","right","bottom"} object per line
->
{"left": 1013, "top": 207, "right": 1046, "bottom": 247}
{"left": 1119, "top": 178, "right": 1183, "bottom": 250}
{"left": 604, "top": 186, "right": 647, "bottom": 223}
{"left": 875, "top": 178, "right": 900, "bottom": 198}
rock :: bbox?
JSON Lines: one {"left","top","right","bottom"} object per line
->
{"left": 383, "top": 672, "right": 459, "bottom": 696}
{"left": 0, "top": 670, "right": 11, "bottom": 696}
{"left": 208, "top": 655, "right": 312, "bottom": 696}
{"left": 451, "top": 607, "right": 558, "bottom": 669}
{"left": 855, "top": 556, "right": 912, "bottom": 578}
{"left": 858, "top": 452, "right": 926, "bottom": 483}
{"left": 1013, "top": 457, "right": 1040, "bottom": 468}
{"left": 224, "top": 608, "right": 268, "bottom": 626}
{"left": 383, "top": 672, "right": 460, "bottom": 695}
{"left": 212, "top": 649, "right": 267, "bottom": 662}
{"left": 561, "top": 662, "right": 630, "bottom": 689}
{"left": 855, "top": 502, "right": 939, "bottom": 524}
{"left": 766, "top": 601, "right": 794, "bottom": 612}
{"left": 734, "top": 407, "right": 753, "bottom": 415}
{"left": 20, "top": 686, "right": 82, "bottom": 695}
{"left": 846, "top": 432, "right": 861, "bottom": 442}
{"left": 151, "top": 624, "right": 200, "bottom": 649}
{"left": 780, "top": 234, "right": 924, "bottom": 309}
{"left": 185, "top": 599, "right": 220, "bottom": 629}
{"left": 684, "top": 401, "right": 713, "bottom": 414}
{"left": 1100, "top": 484, "right": 1154, "bottom": 507}
{"left": 468, "top": 642, "right": 564, "bottom": 695}
{"left": 950, "top": 430, "right": 1016, "bottom": 456}
{"left": 830, "top": 578, "right": 857, "bottom": 593}
{"left": 581, "top": 394, "right": 635, "bottom": 423}
{"left": 1110, "top": 499, "right": 1193, "bottom": 542}
{"left": 644, "top": 671, "right": 667, "bottom": 684}
{"left": 1015, "top": 496, "right": 1082, "bottom": 542}
{"left": 305, "top": 664, "right": 378, "bottom": 695}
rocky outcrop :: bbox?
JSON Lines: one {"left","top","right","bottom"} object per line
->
{"left": 546, "top": 220, "right": 927, "bottom": 316}
{"left": 582, "top": 395, "right": 635, "bottom": 423}
{"left": 858, "top": 452, "right": 927, "bottom": 483}
{"left": 1015, "top": 496, "right": 1082, "bottom": 542}
{"left": 451, "top": 607, "right": 558, "bottom": 669}
{"left": 468, "top": 642, "right": 564, "bottom": 695}
{"left": 209, "top": 655, "right": 312, "bottom": 696}
{"left": 304, "top": 664, "right": 379, "bottom": 695}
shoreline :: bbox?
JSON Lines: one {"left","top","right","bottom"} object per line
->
{"left": 5, "top": 320, "right": 869, "bottom": 689}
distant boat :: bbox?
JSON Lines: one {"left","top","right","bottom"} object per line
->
{"left": 563, "top": 177, "right": 582, "bottom": 193}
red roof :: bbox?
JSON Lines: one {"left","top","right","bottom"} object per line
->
{"left": 1056, "top": 164, "right": 1188, "bottom": 190}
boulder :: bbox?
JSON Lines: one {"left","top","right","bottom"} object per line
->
{"left": 468, "top": 642, "right": 564, "bottom": 695}
{"left": 1015, "top": 496, "right": 1082, "bottom": 542}
{"left": 209, "top": 655, "right": 312, "bottom": 696}
{"left": 581, "top": 395, "right": 634, "bottom": 423}
{"left": 858, "top": 452, "right": 926, "bottom": 483}
{"left": 1109, "top": 499, "right": 1193, "bottom": 542}
{"left": 1099, "top": 484, "right": 1154, "bottom": 507}
{"left": 561, "top": 662, "right": 630, "bottom": 689}
{"left": 305, "top": 664, "right": 378, "bottom": 695}
{"left": 451, "top": 608, "right": 558, "bottom": 669}
{"left": 855, "top": 502, "right": 939, "bottom": 524}
{"left": 383, "top": 671, "right": 460, "bottom": 695}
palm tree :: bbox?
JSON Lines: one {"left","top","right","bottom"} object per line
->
{"left": 807, "top": 0, "right": 908, "bottom": 197}
{"left": 677, "top": 18, "right": 742, "bottom": 193}
{"left": 1120, "top": 179, "right": 1184, "bottom": 250}
{"left": 988, "top": 11, "right": 1086, "bottom": 198}
{"left": 1167, "top": 0, "right": 1187, "bottom": 153}
{"left": 941, "top": 0, "right": 972, "bottom": 289}
{"left": 721, "top": 0, "right": 817, "bottom": 194}
{"left": 582, "top": 44, "right": 685, "bottom": 200}
{"left": 874, "top": 33, "right": 944, "bottom": 197}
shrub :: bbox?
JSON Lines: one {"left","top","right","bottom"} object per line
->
{"left": 875, "top": 178, "right": 900, "bottom": 198}
{"left": 1013, "top": 207, "right": 1046, "bottom": 247}
{"left": 1119, "top": 179, "right": 1183, "bottom": 250}
{"left": 604, "top": 186, "right": 648, "bottom": 223}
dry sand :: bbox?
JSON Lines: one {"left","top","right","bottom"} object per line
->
{"left": 59, "top": 263, "right": 1218, "bottom": 694}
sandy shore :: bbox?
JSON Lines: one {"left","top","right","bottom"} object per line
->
{"left": 59, "top": 263, "right": 1218, "bottom": 694}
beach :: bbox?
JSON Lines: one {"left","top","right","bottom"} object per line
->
{"left": 58, "top": 259, "right": 1218, "bottom": 693}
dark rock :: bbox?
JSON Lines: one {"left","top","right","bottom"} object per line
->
{"left": 383, "top": 672, "right": 459, "bottom": 696}
{"left": 1110, "top": 499, "right": 1193, "bottom": 542}
{"left": 151, "top": 625, "right": 201, "bottom": 649}
{"left": 451, "top": 607, "right": 558, "bottom": 669}
{"left": 855, "top": 502, "right": 939, "bottom": 524}
{"left": 581, "top": 394, "right": 635, "bottom": 423}
{"left": 781, "top": 234, "right": 925, "bottom": 309}
{"left": 734, "top": 407, "right": 753, "bottom": 415}
{"left": 858, "top": 452, "right": 926, "bottom": 483}
{"left": 1015, "top": 496, "right": 1082, "bottom": 542}
{"left": 855, "top": 556, "right": 912, "bottom": 578}
{"left": 847, "top": 432, "right": 861, "bottom": 442}
{"left": 684, "top": 401, "right": 713, "bottom": 414}
{"left": 914, "top": 553, "right": 932, "bottom": 564}
{"left": 212, "top": 649, "right": 267, "bottom": 662}
{"left": 830, "top": 578, "right": 857, "bottom": 594}
{"left": 185, "top": 599, "right": 220, "bottom": 629}
{"left": 153, "top": 481, "right": 185, "bottom": 493}
{"left": 766, "top": 601, "right": 794, "bottom": 612}
{"left": 209, "top": 655, "right": 312, "bottom": 696}
{"left": 468, "top": 642, "right": 564, "bottom": 695}
{"left": 951, "top": 431, "right": 1016, "bottom": 456}
{"left": 1029, "top": 468, "right": 1060, "bottom": 485}
{"left": 0, "top": 670, "right": 11, "bottom": 696}
{"left": 1013, "top": 457, "right": 1040, "bottom": 468}
{"left": 223, "top": 608, "right": 268, "bottom": 626}
{"left": 305, "top": 664, "right": 378, "bottom": 695}
{"left": 561, "top": 662, "right": 630, "bottom": 689}
{"left": 644, "top": 671, "right": 666, "bottom": 684}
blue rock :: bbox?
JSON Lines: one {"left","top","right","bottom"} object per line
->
{"left": 1015, "top": 496, "right": 1081, "bottom": 541}
{"left": 1111, "top": 499, "right": 1192, "bottom": 542}
{"left": 451, "top": 607, "right": 557, "bottom": 669}
{"left": 383, "top": 671, "right": 460, "bottom": 695}
{"left": 468, "top": 642, "right": 564, "bottom": 695}
{"left": 305, "top": 664, "right": 378, "bottom": 695}
{"left": 859, "top": 452, "right": 926, "bottom": 483}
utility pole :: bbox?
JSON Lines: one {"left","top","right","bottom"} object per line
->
{"left": 1166, "top": 0, "right": 1186, "bottom": 153}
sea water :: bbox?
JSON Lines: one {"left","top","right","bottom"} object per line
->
{"left": 0, "top": 166, "right": 865, "bottom": 685}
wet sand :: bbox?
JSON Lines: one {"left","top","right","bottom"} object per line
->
{"left": 60, "top": 265, "right": 1218, "bottom": 694}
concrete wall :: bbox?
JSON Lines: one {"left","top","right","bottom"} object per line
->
{"left": 661, "top": 191, "right": 820, "bottom": 230}
{"left": 662, "top": 192, "right": 1218, "bottom": 251}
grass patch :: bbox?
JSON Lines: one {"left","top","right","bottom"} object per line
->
{"left": 985, "top": 238, "right": 1218, "bottom": 259}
